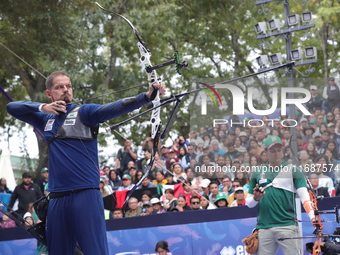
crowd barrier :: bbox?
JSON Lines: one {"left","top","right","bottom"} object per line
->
{"left": 0, "top": 197, "right": 338, "bottom": 255}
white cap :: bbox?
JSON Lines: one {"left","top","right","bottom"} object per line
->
{"left": 199, "top": 179, "right": 211, "bottom": 188}
{"left": 150, "top": 198, "right": 162, "bottom": 205}
{"left": 234, "top": 187, "right": 244, "bottom": 192}
{"left": 310, "top": 85, "right": 317, "bottom": 90}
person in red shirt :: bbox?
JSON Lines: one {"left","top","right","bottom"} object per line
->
{"left": 229, "top": 187, "right": 247, "bottom": 207}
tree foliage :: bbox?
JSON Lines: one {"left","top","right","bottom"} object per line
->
{"left": 0, "top": 0, "right": 339, "bottom": 176}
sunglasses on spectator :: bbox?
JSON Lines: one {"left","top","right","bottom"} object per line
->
{"left": 191, "top": 201, "right": 200, "bottom": 204}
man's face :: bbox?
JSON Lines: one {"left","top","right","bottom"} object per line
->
{"left": 22, "top": 176, "right": 32, "bottom": 185}
{"left": 144, "top": 205, "right": 153, "bottom": 214}
{"left": 227, "top": 146, "right": 234, "bottom": 152}
{"left": 235, "top": 190, "right": 245, "bottom": 200}
{"left": 113, "top": 210, "right": 123, "bottom": 218}
{"left": 222, "top": 178, "right": 231, "bottom": 188}
{"left": 209, "top": 184, "right": 219, "bottom": 194}
{"left": 191, "top": 199, "right": 201, "bottom": 210}
{"left": 46, "top": 75, "right": 73, "bottom": 103}
{"left": 211, "top": 143, "right": 219, "bottom": 152}
{"left": 322, "top": 132, "right": 330, "bottom": 142}
{"left": 128, "top": 199, "right": 138, "bottom": 210}
{"left": 124, "top": 140, "right": 132, "bottom": 148}
{"left": 41, "top": 171, "right": 48, "bottom": 178}
{"left": 122, "top": 178, "right": 131, "bottom": 187}
{"left": 266, "top": 144, "right": 283, "bottom": 166}
{"left": 142, "top": 177, "right": 150, "bottom": 186}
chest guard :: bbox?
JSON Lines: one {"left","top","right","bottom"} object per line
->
{"left": 48, "top": 106, "right": 99, "bottom": 144}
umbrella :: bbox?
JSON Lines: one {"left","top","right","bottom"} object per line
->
{"left": 0, "top": 146, "right": 16, "bottom": 191}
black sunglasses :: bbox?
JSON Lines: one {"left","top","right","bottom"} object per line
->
{"left": 191, "top": 201, "right": 200, "bottom": 205}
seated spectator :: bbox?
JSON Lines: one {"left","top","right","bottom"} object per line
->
{"left": 208, "top": 181, "right": 220, "bottom": 204}
{"left": 153, "top": 171, "right": 168, "bottom": 185}
{"left": 314, "top": 155, "right": 335, "bottom": 195}
{"left": 198, "top": 146, "right": 214, "bottom": 164}
{"left": 112, "top": 208, "right": 124, "bottom": 219}
{"left": 234, "top": 136, "right": 246, "bottom": 153}
{"left": 155, "top": 240, "right": 170, "bottom": 255}
{"left": 117, "top": 174, "right": 135, "bottom": 191}
{"left": 200, "top": 194, "right": 217, "bottom": 210}
{"left": 185, "top": 168, "right": 197, "bottom": 185}
{"left": 221, "top": 177, "right": 233, "bottom": 195}
{"left": 175, "top": 195, "right": 192, "bottom": 211}
{"left": 108, "top": 170, "right": 122, "bottom": 191}
{"left": 140, "top": 201, "right": 155, "bottom": 216}
{"left": 178, "top": 147, "right": 190, "bottom": 169}
{"left": 165, "top": 149, "right": 181, "bottom": 169}
{"left": 190, "top": 183, "right": 201, "bottom": 197}
{"left": 214, "top": 193, "right": 228, "bottom": 208}
{"left": 228, "top": 179, "right": 248, "bottom": 205}
{"left": 138, "top": 190, "right": 153, "bottom": 207}
{"left": 172, "top": 163, "right": 187, "bottom": 183}
{"left": 0, "top": 178, "right": 12, "bottom": 194}
{"left": 229, "top": 187, "right": 247, "bottom": 207}
{"left": 137, "top": 175, "right": 157, "bottom": 190}
{"left": 165, "top": 172, "right": 177, "bottom": 185}
{"left": 299, "top": 150, "right": 313, "bottom": 176}
{"left": 151, "top": 198, "right": 166, "bottom": 214}
{"left": 0, "top": 214, "right": 16, "bottom": 228}
{"left": 99, "top": 178, "right": 110, "bottom": 197}
{"left": 129, "top": 167, "right": 138, "bottom": 184}
{"left": 199, "top": 178, "right": 211, "bottom": 196}
{"left": 308, "top": 173, "right": 330, "bottom": 199}
{"left": 234, "top": 170, "right": 250, "bottom": 192}
{"left": 190, "top": 196, "right": 201, "bottom": 210}
{"left": 163, "top": 188, "right": 178, "bottom": 211}
{"left": 224, "top": 142, "right": 239, "bottom": 161}
{"left": 125, "top": 197, "right": 142, "bottom": 218}
{"left": 306, "top": 142, "right": 319, "bottom": 160}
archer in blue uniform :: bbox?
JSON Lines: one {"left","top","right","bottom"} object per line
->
{"left": 6, "top": 70, "right": 165, "bottom": 255}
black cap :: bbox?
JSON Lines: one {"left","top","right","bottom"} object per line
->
{"left": 22, "top": 172, "right": 31, "bottom": 178}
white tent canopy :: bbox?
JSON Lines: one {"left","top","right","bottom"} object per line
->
{"left": 0, "top": 146, "right": 16, "bottom": 191}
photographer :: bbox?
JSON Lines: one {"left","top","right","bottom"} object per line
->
{"left": 320, "top": 241, "right": 340, "bottom": 253}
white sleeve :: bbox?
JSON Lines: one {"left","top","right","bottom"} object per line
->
{"left": 245, "top": 194, "right": 259, "bottom": 208}
{"left": 297, "top": 187, "right": 315, "bottom": 220}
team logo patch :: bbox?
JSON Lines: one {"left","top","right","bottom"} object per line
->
{"left": 67, "top": 111, "right": 78, "bottom": 118}
{"left": 44, "top": 119, "right": 55, "bottom": 131}
{"left": 64, "top": 119, "right": 76, "bottom": 125}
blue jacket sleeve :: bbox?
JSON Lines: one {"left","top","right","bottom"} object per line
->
{"left": 80, "top": 93, "right": 149, "bottom": 126}
{"left": 6, "top": 101, "right": 47, "bottom": 131}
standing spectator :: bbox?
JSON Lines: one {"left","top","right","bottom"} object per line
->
{"left": 8, "top": 172, "right": 42, "bottom": 218}
{"left": 0, "top": 178, "right": 12, "bottom": 194}
{"left": 125, "top": 197, "right": 142, "bottom": 218}
{"left": 323, "top": 77, "right": 340, "bottom": 112}
{"left": 36, "top": 167, "right": 49, "bottom": 195}
{"left": 246, "top": 135, "right": 317, "bottom": 255}
{"left": 208, "top": 181, "right": 220, "bottom": 204}
{"left": 306, "top": 142, "right": 318, "bottom": 160}
{"left": 6, "top": 70, "right": 165, "bottom": 255}
{"left": 114, "top": 138, "right": 138, "bottom": 174}
{"left": 224, "top": 142, "right": 239, "bottom": 161}
{"left": 307, "top": 85, "right": 323, "bottom": 113}
{"left": 172, "top": 163, "right": 187, "bottom": 183}
{"left": 138, "top": 175, "right": 157, "bottom": 189}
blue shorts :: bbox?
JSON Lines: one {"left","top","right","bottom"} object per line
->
{"left": 46, "top": 189, "right": 109, "bottom": 255}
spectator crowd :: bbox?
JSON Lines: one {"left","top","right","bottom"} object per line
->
{"left": 1, "top": 78, "right": 340, "bottom": 223}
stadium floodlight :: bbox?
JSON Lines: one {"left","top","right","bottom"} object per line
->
{"left": 254, "top": 22, "right": 267, "bottom": 34}
{"left": 291, "top": 48, "right": 303, "bottom": 60}
{"left": 256, "top": 55, "right": 269, "bottom": 68}
{"left": 287, "top": 14, "right": 300, "bottom": 26}
{"left": 302, "top": 12, "right": 313, "bottom": 23}
{"left": 268, "top": 19, "right": 281, "bottom": 31}
{"left": 269, "top": 53, "right": 283, "bottom": 65}
{"left": 304, "top": 47, "right": 317, "bottom": 58}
